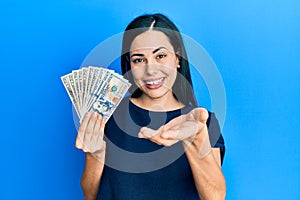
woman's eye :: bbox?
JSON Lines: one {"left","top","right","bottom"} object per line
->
{"left": 132, "top": 58, "right": 143, "bottom": 63}
{"left": 156, "top": 54, "right": 166, "bottom": 59}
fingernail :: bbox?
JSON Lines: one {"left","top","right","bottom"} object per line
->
{"left": 138, "top": 132, "right": 145, "bottom": 138}
{"left": 75, "top": 142, "right": 82, "bottom": 149}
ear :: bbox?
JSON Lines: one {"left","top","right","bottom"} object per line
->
{"left": 175, "top": 49, "right": 181, "bottom": 65}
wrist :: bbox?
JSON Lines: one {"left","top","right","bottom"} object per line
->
{"left": 184, "top": 130, "right": 211, "bottom": 159}
{"left": 198, "top": 134, "right": 212, "bottom": 159}
{"left": 90, "top": 141, "right": 106, "bottom": 164}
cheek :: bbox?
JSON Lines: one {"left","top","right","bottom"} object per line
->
{"left": 166, "top": 67, "right": 178, "bottom": 85}
{"left": 131, "top": 67, "right": 144, "bottom": 81}
{"left": 162, "top": 65, "right": 177, "bottom": 77}
{"left": 161, "top": 59, "right": 178, "bottom": 74}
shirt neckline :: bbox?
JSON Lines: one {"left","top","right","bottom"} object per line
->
{"left": 128, "top": 98, "right": 187, "bottom": 114}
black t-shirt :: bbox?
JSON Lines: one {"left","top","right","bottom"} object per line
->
{"left": 97, "top": 97, "right": 225, "bottom": 200}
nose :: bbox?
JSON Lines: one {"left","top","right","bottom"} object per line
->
{"left": 145, "top": 59, "right": 158, "bottom": 75}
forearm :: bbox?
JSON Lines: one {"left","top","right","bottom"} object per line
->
{"left": 81, "top": 152, "right": 105, "bottom": 200}
{"left": 185, "top": 148, "right": 226, "bottom": 200}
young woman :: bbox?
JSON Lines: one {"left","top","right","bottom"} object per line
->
{"left": 76, "top": 13, "right": 226, "bottom": 200}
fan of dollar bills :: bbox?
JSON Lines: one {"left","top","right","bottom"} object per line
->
{"left": 61, "top": 66, "right": 131, "bottom": 121}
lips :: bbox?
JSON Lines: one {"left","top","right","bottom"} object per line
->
{"left": 144, "top": 77, "right": 165, "bottom": 89}
{"left": 145, "top": 77, "right": 164, "bottom": 85}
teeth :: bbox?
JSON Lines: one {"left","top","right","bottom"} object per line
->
{"left": 146, "top": 78, "right": 164, "bottom": 85}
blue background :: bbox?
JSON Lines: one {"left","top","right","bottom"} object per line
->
{"left": 1, "top": 0, "right": 299, "bottom": 199}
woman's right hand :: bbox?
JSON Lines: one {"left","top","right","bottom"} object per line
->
{"left": 75, "top": 112, "right": 106, "bottom": 163}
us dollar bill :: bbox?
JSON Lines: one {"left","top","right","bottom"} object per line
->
{"left": 61, "top": 74, "right": 81, "bottom": 118}
{"left": 88, "top": 73, "right": 131, "bottom": 121}
{"left": 82, "top": 67, "right": 88, "bottom": 113}
{"left": 61, "top": 66, "right": 131, "bottom": 122}
{"left": 78, "top": 69, "right": 83, "bottom": 109}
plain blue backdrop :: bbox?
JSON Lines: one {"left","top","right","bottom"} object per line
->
{"left": 0, "top": 0, "right": 299, "bottom": 199}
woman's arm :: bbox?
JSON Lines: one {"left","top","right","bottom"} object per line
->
{"left": 138, "top": 108, "right": 226, "bottom": 199}
{"left": 184, "top": 109, "right": 226, "bottom": 199}
{"left": 76, "top": 112, "right": 106, "bottom": 200}
{"left": 81, "top": 152, "right": 105, "bottom": 200}
{"left": 185, "top": 143, "right": 226, "bottom": 199}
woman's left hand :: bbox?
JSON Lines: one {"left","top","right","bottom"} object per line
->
{"left": 138, "top": 108, "right": 210, "bottom": 153}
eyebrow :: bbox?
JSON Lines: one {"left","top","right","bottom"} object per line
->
{"left": 130, "top": 47, "right": 168, "bottom": 58}
{"left": 130, "top": 53, "right": 144, "bottom": 58}
{"left": 152, "top": 47, "right": 167, "bottom": 54}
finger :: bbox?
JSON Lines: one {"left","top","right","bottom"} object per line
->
{"left": 96, "top": 115, "right": 106, "bottom": 141}
{"left": 161, "top": 121, "right": 201, "bottom": 140}
{"left": 162, "top": 139, "right": 179, "bottom": 146}
{"left": 160, "top": 129, "right": 180, "bottom": 139}
{"left": 75, "top": 138, "right": 83, "bottom": 149}
{"left": 138, "top": 127, "right": 159, "bottom": 138}
{"left": 138, "top": 115, "right": 186, "bottom": 139}
{"left": 160, "top": 115, "right": 186, "bottom": 131}
{"left": 139, "top": 128, "right": 181, "bottom": 147}
{"left": 84, "top": 112, "right": 98, "bottom": 142}
{"left": 76, "top": 112, "right": 92, "bottom": 149}
{"left": 148, "top": 134, "right": 179, "bottom": 146}
{"left": 199, "top": 108, "right": 208, "bottom": 123}
{"left": 190, "top": 108, "right": 208, "bottom": 123}
{"left": 92, "top": 115, "right": 101, "bottom": 140}
{"left": 147, "top": 134, "right": 163, "bottom": 145}
{"left": 81, "top": 146, "right": 89, "bottom": 153}
{"left": 99, "top": 116, "right": 106, "bottom": 135}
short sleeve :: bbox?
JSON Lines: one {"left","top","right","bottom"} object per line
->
{"left": 206, "top": 112, "right": 225, "bottom": 165}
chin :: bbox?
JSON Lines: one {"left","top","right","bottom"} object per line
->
{"left": 144, "top": 89, "right": 172, "bottom": 100}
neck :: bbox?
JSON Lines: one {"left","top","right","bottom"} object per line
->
{"left": 130, "top": 92, "right": 184, "bottom": 111}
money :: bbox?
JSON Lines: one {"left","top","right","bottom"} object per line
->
{"left": 61, "top": 66, "right": 131, "bottom": 121}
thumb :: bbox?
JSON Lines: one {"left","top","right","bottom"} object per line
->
{"left": 199, "top": 108, "right": 209, "bottom": 124}
{"left": 188, "top": 108, "right": 208, "bottom": 124}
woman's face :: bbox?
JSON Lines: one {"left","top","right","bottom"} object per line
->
{"left": 129, "top": 30, "right": 179, "bottom": 100}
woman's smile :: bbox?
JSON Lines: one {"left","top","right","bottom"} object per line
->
{"left": 144, "top": 77, "right": 165, "bottom": 89}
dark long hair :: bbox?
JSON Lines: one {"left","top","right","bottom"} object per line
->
{"left": 121, "top": 13, "right": 197, "bottom": 106}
